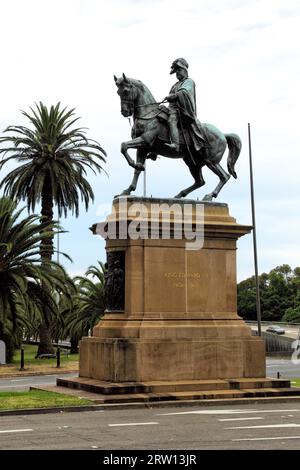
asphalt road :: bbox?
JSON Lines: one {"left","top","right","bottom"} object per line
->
{"left": 267, "top": 357, "right": 300, "bottom": 379}
{"left": 1, "top": 402, "right": 300, "bottom": 450}
{"left": 249, "top": 324, "right": 300, "bottom": 339}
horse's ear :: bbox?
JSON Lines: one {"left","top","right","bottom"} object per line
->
{"left": 122, "top": 73, "right": 129, "bottom": 83}
{"left": 114, "top": 75, "right": 118, "bottom": 84}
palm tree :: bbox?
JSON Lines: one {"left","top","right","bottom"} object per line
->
{"left": 71, "top": 262, "right": 106, "bottom": 339}
{"left": 0, "top": 102, "right": 106, "bottom": 355}
{"left": 52, "top": 262, "right": 106, "bottom": 353}
{"left": 0, "top": 197, "right": 71, "bottom": 360}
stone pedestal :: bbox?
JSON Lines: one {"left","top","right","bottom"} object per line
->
{"left": 79, "top": 197, "right": 266, "bottom": 382}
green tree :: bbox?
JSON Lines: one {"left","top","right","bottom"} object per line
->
{"left": 282, "top": 306, "right": 300, "bottom": 323}
{"left": 0, "top": 102, "right": 106, "bottom": 355}
{"left": 52, "top": 262, "right": 106, "bottom": 353}
{"left": 237, "top": 276, "right": 257, "bottom": 320}
{"left": 0, "top": 197, "right": 69, "bottom": 361}
{"left": 238, "top": 264, "right": 300, "bottom": 322}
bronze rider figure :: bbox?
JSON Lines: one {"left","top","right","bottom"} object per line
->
{"left": 164, "top": 58, "right": 207, "bottom": 153}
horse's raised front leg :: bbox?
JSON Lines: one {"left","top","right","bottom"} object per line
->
{"left": 119, "top": 149, "right": 147, "bottom": 196}
{"left": 121, "top": 137, "right": 146, "bottom": 171}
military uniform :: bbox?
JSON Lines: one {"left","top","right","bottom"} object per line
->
{"left": 166, "top": 58, "right": 206, "bottom": 153}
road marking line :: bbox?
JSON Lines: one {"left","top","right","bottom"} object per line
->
{"left": 108, "top": 422, "right": 158, "bottom": 427}
{"left": 267, "top": 361, "right": 290, "bottom": 367}
{"left": 10, "top": 379, "right": 32, "bottom": 382}
{"left": 158, "top": 410, "right": 249, "bottom": 416}
{"left": 219, "top": 417, "right": 264, "bottom": 422}
{"left": 226, "top": 423, "right": 300, "bottom": 430}
{"left": 158, "top": 409, "right": 300, "bottom": 416}
{"left": 0, "top": 429, "right": 33, "bottom": 434}
{"left": 233, "top": 436, "right": 300, "bottom": 442}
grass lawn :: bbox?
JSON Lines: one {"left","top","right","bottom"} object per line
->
{"left": 0, "top": 344, "right": 79, "bottom": 376}
{"left": 13, "top": 344, "right": 79, "bottom": 365}
{"left": 0, "top": 390, "right": 91, "bottom": 410}
{"left": 291, "top": 379, "right": 300, "bottom": 387}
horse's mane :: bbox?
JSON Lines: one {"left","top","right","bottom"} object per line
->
{"left": 121, "top": 77, "right": 156, "bottom": 102}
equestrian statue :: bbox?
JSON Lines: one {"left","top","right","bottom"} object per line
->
{"left": 114, "top": 58, "right": 241, "bottom": 201}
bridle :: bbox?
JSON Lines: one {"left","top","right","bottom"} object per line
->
{"left": 120, "top": 83, "right": 165, "bottom": 121}
{"left": 119, "top": 84, "right": 136, "bottom": 117}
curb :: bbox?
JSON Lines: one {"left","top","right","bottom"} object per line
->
{"left": 0, "top": 370, "right": 78, "bottom": 379}
{"left": 0, "top": 405, "right": 103, "bottom": 416}
{"left": 2, "top": 395, "right": 300, "bottom": 416}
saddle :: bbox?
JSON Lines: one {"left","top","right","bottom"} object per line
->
{"left": 157, "top": 105, "right": 209, "bottom": 149}
{"left": 156, "top": 105, "right": 170, "bottom": 122}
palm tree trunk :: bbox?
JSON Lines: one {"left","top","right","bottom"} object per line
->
{"left": 35, "top": 323, "right": 54, "bottom": 357}
{"left": 36, "top": 177, "right": 55, "bottom": 357}
{"left": 70, "top": 336, "right": 79, "bottom": 354}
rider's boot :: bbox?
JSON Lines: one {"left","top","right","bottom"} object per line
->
{"left": 165, "top": 116, "right": 180, "bottom": 152}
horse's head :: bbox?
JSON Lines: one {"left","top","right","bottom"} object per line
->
{"left": 114, "top": 73, "right": 137, "bottom": 117}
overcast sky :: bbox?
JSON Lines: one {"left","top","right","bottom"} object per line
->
{"left": 0, "top": 0, "right": 299, "bottom": 281}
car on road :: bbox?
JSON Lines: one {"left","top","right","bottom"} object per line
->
{"left": 266, "top": 325, "right": 285, "bottom": 335}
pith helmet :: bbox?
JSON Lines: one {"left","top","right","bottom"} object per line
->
{"left": 170, "top": 58, "right": 189, "bottom": 74}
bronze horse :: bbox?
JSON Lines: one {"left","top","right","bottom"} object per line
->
{"left": 114, "top": 74, "right": 241, "bottom": 201}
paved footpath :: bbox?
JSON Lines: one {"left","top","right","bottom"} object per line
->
{"left": 1, "top": 402, "right": 300, "bottom": 450}
{"left": 0, "top": 373, "right": 77, "bottom": 392}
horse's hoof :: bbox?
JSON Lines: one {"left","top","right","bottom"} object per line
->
{"left": 202, "top": 194, "right": 213, "bottom": 202}
{"left": 174, "top": 193, "right": 185, "bottom": 199}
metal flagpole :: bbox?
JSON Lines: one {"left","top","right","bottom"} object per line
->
{"left": 248, "top": 123, "right": 262, "bottom": 336}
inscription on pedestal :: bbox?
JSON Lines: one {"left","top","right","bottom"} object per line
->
{"left": 164, "top": 271, "right": 205, "bottom": 288}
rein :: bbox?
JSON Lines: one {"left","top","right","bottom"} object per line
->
{"left": 134, "top": 100, "right": 167, "bottom": 120}
{"left": 122, "top": 83, "right": 166, "bottom": 122}
{"left": 135, "top": 100, "right": 166, "bottom": 108}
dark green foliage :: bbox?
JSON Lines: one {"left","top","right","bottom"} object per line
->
{"left": 238, "top": 264, "right": 300, "bottom": 322}
{"left": 283, "top": 306, "right": 300, "bottom": 323}
{"left": 51, "top": 262, "right": 106, "bottom": 352}
{"left": 0, "top": 102, "right": 106, "bottom": 355}
{"left": 0, "top": 197, "right": 72, "bottom": 361}
{"left": 0, "top": 102, "right": 106, "bottom": 217}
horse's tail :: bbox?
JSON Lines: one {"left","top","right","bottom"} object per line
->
{"left": 225, "top": 133, "right": 242, "bottom": 179}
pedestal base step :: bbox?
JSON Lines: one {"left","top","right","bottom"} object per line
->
{"left": 31, "top": 382, "right": 300, "bottom": 405}
{"left": 57, "top": 376, "right": 291, "bottom": 395}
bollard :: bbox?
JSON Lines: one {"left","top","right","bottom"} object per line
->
{"left": 277, "top": 371, "right": 281, "bottom": 379}
{"left": 20, "top": 348, "right": 25, "bottom": 371}
{"left": 56, "top": 347, "right": 61, "bottom": 368}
